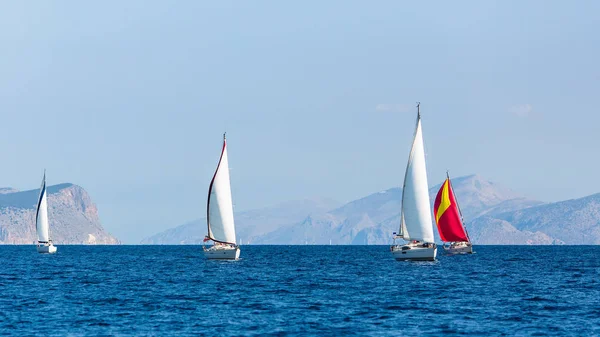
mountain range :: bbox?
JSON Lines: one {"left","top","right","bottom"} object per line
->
{"left": 144, "top": 174, "right": 600, "bottom": 245}
{"left": 140, "top": 197, "right": 339, "bottom": 244}
{"left": 5, "top": 175, "right": 596, "bottom": 245}
{"left": 470, "top": 192, "right": 600, "bottom": 245}
{"left": 0, "top": 183, "right": 119, "bottom": 244}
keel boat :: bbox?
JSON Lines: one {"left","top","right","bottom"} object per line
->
{"left": 391, "top": 103, "right": 437, "bottom": 261}
{"left": 35, "top": 171, "right": 57, "bottom": 254}
{"left": 434, "top": 173, "right": 473, "bottom": 254}
{"left": 203, "top": 133, "right": 240, "bottom": 260}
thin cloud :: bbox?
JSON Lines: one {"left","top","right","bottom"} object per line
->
{"left": 375, "top": 103, "right": 412, "bottom": 113}
{"left": 510, "top": 104, "right": 533, "bottom": 118}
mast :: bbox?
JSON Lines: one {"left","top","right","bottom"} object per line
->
{"left": 205, "top": 132, "right": 237, "bottom": 245}
{"left": 398, "top": 102, "right": 421, "bottom": 239}
{"left": 398, "top": 102, "right": 434, "bottom": 243}
{"left": 206, "top": 134, "right": 224, "bottom": 241}
{"left": 447, "top": 171, "right": 471, "bottom": 242}
{"left": 35, "top": 170, "right": 50, "bottom": 244}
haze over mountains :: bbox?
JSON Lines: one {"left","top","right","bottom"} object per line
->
{"left": 2, "top": 175, "right": 598, "bottom": 245}
{"left": 144, "top": 174, "right": 600, "bottom": 245}
{"left": 470, "top": 193, "right": 600, "bottom": 245}
{"left": 141, "top": 198, "right": 339, "bottom": 245}
{"left": 0, "top": 184, "right": 119, "bottom": 244}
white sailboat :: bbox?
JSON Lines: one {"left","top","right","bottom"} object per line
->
{"left": 391, "top": 103, "right": 437, "bottom": 261}
{"left": 36, "top": 171, "right": 57, "bottom": 254}
{"left": 203, "top": 133, "right": 240, "bottom": 260}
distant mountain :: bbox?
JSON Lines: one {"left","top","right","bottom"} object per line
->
{"left": 429, "top": 174, "right": 543, "bottom": 220}
{"left": 0, "top": 188, "right": 18, "bottom": 195}
{"left": 469, "top": 193, "right": 600, "bottom": 244}
{"left": 145, "top": 174, "right": 548, "bottom": 245}
{"left": 141, "top": 197, "right": 339, "bottom": 244}
{"left": 467, "top": 217, "right": 561, "bottom": 245}
{"left": 0, "top": 184, "right": 119, "bottom": 244}
{"left": 256, "top": 188, "right": 402, "bottom": 245}
{"left": 255, "top": 175, "right": 543, "bottom": 245}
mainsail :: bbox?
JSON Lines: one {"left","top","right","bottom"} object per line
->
{"left": 398, "top": 108, "right": 435, "bottom": 243}
{"left": 206, "top": 134, "right": 237, "bottom": 245}
{"left": 434, "top": 176, "right": 469, "bottom": 242}
{"left": 35, "top": 172, "right": 50, "bottom": 243}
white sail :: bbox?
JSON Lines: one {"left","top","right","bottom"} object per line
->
{"left": 207, "top": 135, "right": 237, "bottom": 244}
{"left": 399, "top": 113, "right": 435, "bottom": 243}
{"left": 35, "top": 172, "right": 50, "bottom": 243}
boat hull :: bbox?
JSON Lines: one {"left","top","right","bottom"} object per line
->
{"left": 37, "top": 244, "right": 57, "bottom": 254}
{"left": 203, "top": 245, "right": 240, "bottom": 260}
{"left": 391, "top": 242, "right": 437, "bottom": 261}
{"left": 443, "top": 242, "right": 473, "bottom": 254}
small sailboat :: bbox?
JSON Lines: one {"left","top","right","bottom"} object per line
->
{"left": 203, "top": 133, "right": 240, "bottom": 260}
{"left": 434, "top": 172, "right": 473, "bottom": 254}
{"left": 35, "top": 171, "right": 57, "bottom": 254}
{"left": 391, "top": 103, "right": 437, "bottom": 261}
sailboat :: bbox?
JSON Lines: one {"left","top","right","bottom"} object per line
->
{"left": 35, "top": 171, "right": 57, "bottom": 254}
{"left": 391, "top": 103, "right": 437, "bottom": 261}
{"left": 203, "top": 133, "right": 240, "bottom": 260}
{"left": 434, "top": 172, "right": 473, "bottom": 254}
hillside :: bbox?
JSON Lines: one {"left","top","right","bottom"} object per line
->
{"left": 0, "top": 184, "right": 119, "bottom": 244}
{"left": 145, "top": 175, "right": 546, "bottom": 245}
{"left": 255, "top": 175, "right": 543, "bottom": 244}
{"left": 141, "top": 197, "right": 339, "bottom": 244}
{"left": 469, "top": 193, "right": 600, "bottom": 245}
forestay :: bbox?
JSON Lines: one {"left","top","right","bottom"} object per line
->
{"left": 36, "top": 172, "right": 50, "bottom": 243}
{"left": 434, "top": 177, "right": 469, "bottom": 242}
{"left": 399, "top": 114, "right": 435, "bottom": 243}
{"left": 206, "top": 136, "right": 237, "bottom": 245}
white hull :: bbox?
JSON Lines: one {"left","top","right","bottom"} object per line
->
{"left": 37, "top": 244, "right": 57, "bottom": 254}
{"left": 391, "top": 242, "right": 437, "bottom": 261}
{"left": 443, "top": 242, "right": 473, "bottom": 254}
{"left": 203, "top": 245, "right": 240, "bottom": 260}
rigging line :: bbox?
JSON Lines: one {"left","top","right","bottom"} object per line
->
{"left": 448, "top": 173, "right": 471, "bottom": 241}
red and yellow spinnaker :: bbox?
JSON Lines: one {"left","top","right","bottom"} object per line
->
{"left": 434, "top": 178, "right": 469, "bottom": 242}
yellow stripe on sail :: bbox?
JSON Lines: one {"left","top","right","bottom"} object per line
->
{"left": 436, "top": 179, "right": 452, "bottom": 223}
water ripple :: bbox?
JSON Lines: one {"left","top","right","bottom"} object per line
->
{"left": 0, "top": 245, "right": 598, "bottom": 336}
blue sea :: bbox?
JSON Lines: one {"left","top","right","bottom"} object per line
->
{"left": 0, "top": 245, "right": 598, "bottom": 336}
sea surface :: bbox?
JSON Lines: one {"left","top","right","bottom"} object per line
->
{"left": 0, "top": 245, "right": 598, "bottom": 336}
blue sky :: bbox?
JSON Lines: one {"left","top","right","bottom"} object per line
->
{"left": 1, "top": 1, "right": 599, "bottom": 243}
